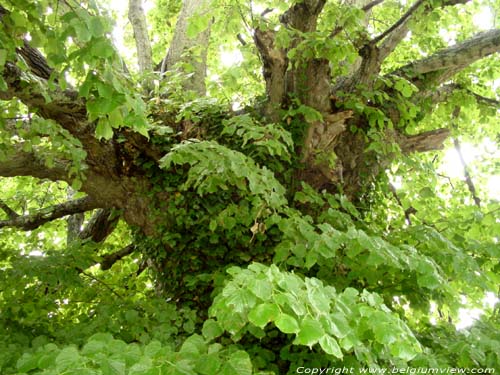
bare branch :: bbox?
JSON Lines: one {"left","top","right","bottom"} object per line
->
{"left": 101, "top": 244, "right": 136, "bottom": 271}
{"left": 396, "top": 29, "right": 500, "bottom": 87}
{"left": 362, "top": 0, "right": 385, "bottom": 12}
{"left": 417, "top": 83, "right": 500, "bottom": 108}
{"left": 372, "top": 0, "right": 425, "bottom": 46}
{"left": 377, "top": 0, "right": 469, "bottom": 60}
{"left": 0, "top": 146, "right": 70, "bottom": 181}
{"left": 66, "top": 188, "right": 84, "bottom": 244}
{"left": 0, "top": 196, "right": 100, "bottom": 231}
{"left": 398, "top": 128, "right": 450, "bottom": 153}
{"left": 128, "top": 0, "right": 153, "bottom": 74}
{"left": 0, "top": 199, "right": 19, "bottom": 219}
{"left": 79, "top": 208, "right": 120, "bottom": 243}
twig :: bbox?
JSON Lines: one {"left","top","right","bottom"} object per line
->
{"left": 80, "top": 271, "right": 123, "bottom": 298}
{"left": 388, "top": 182, "right": 415, "bottom": 225}
{"left": 371, "top": 0, "right": 426, "bottom": 45}
{"left": 451, "top": 107, "right": 481, "bottom": 208}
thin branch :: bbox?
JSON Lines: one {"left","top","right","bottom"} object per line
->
{"left": 362, "top": 0, "right": 385, "bottom": 12}
{"left": 66, "top": 188, "right": 84, "bottom": 244}
{"left": 437, "top": 173, "right": 455, "bottom": 189}
{"left": 0, "top": 199, "right": 19, "bottom": 219}
{"left": 388, "top": 182, "right": 415, "bottom": 225}
{"left": 451, "top": 108, "right": 481, "bottom": 208}
{"left": 0, "top": 196, "right": 100, "bottom": 231}
{"left": 372, "top": 0, "right": 425, "bottom": 45}
{"left": 100, "top": 244, "right": 136, "bottom": 270}
{"left": 80, "top": 271, "right": 123, "bottom": 298}
{"left": 453, "top": 138, "right": 481, "bottom": 207}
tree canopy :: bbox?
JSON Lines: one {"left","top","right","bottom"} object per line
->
{"left": 0, "top": 0, "right": 499, "bottom": 373}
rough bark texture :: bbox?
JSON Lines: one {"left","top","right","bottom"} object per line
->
{"left": 0, "top": 196, "right": 98, "bottom": 230}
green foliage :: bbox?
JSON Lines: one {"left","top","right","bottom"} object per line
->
{"left": 1, "top": 0, "right": 499, "bottom": 374}
{"left": 210, "top": 263, "right": 422, "bottom": 364}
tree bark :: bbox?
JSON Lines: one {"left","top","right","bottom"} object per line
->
{"left": 128, "top": 0, "right": 153, "bottom": 74}
{"left": 161, "top": 0, "right": 212, "bottom": 95}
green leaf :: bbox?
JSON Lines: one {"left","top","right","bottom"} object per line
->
{"left": 219, "top": 351, "right": 252, "bottom": 375}
{"left": 16, "top": 353, "right": 39, "bottom": 373}
{"left": 55, "top": 347, "right": 81, "bottom": 371}
{"left": 248, "top": 303, "right": 280, "bottom": 328}
{"left": 202, "top": 319, "right": 224, "bottom": 341}
{"left": 319, "top": 335, "right": 343, "bottom": 358}
{"left": 294, "top": 317, "right": 325, "bottom": 347}
{"left": 96, "top": 117, "right": 114, "bottom": 140}
{"left": 101, "top": 359, "right": 126, "bottom": 375}
{"left": 275, "top": 313, "right": 300, "bottom": 334}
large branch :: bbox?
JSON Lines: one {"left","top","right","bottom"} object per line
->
{"left": 0, "top": 196, "right": 100, "bottom": 231}
{"left": 100, "top": 244, "right": 136, "bottom": 270}
{"left": 253, "top": 29, "right": 287, "bottom": 119}
{"left": 397, "top": 128, "right": 450, "bottom": 153}
{"left": 79, "top": 208, "right": 119, "bottom": 243}
{"left": 161, "top": 0, "right": 212, "bottom": 94}
{"left": 396, "top": 29, "right": 500, "bottom": 87}
{"left": 0, "top": 146, "right": 70, "bottom": 181}
{"left": 417, "top": 83, "right": 500, "bottom": 107}
{"left": 0, "top": 199, "right": 19, "bottom": 219}
{"left": 254, "top": 0, "right": 329, "bottom": 118}
{"left": 280, "top": 0, "right": 326, "bottom": 32}
{"left": 128, "top": 0, "right": 153, "bottom": 74}
{"left": 0, "top": 62, "right": 93, "bottom": 143}
{"left": 339, "top": 0, "right": 469, "bottom": 91}
{"left": 377, "top": 0, "right": 469, "bottom": 61}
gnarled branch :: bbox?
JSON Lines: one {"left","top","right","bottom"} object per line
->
{"left": 398, "top": 128, "right": 450, "bottom": 153}
{"left": 0, "top": 147, "right": 70, "bottom": 182}
{"left": 79, "top": 208, "right": 120, "bottom": 243}
{"left": 396, "top": 29, "right": 500, "bottom": 88}
{"left": 0, "top": 196, "right": 100, "bottom": 231}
